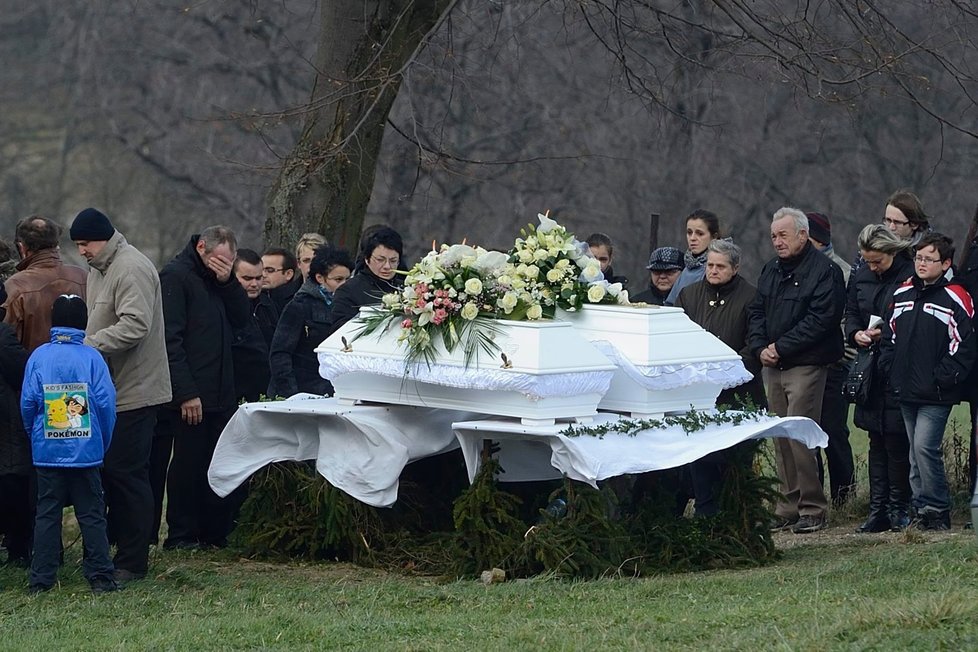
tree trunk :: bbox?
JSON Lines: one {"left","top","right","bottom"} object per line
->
{"left": 264, "top": 0, "right": 452, "bottom": 251}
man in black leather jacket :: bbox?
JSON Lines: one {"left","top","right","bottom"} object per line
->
{"left": 747, "top": 207, "right": 846, "bottom": 534}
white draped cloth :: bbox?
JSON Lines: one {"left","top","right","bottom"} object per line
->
{"left": 207, "top": 395, "right": 483, "bottom": 507}
{"left": 453, "top": 412, "right": 827, "bottom": 487}
{"left": 208, "top": 396, "right": 827, "bottom": 506}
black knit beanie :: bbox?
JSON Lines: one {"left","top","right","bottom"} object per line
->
{"left": 70, "top": 208, "right": 115, "bottom": 241}
{"left": 51, "top": 294, "right": 88, "bottom": 330}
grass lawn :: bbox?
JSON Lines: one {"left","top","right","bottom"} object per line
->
{"left": 2, "top": 406, "right": 975, "bottom": 650}
{"left": 2, "top": 524, "right": 977, "bottom": 650}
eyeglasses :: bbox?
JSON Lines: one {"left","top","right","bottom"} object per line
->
{"left": 913, "top": 255, "right": 942, "bottom": 264}
{"left": 262, "top": 267, "right": 285, "bottom": 275}
{"left": 370, "top": 256, "right": 399, "bottom": 268}
{"left": 883, "top": 217, "right": 910, "bottom": 227}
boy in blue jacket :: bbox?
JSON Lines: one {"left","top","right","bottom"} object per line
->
{"left": 22, "top": 295, "right": 118, "bottom": 594}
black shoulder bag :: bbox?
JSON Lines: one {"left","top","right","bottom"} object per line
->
{"left": 843, "top": 346, "right": 876, "bottom": 405}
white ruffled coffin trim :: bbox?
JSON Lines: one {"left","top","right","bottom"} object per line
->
{"left": 319, "top": 352, "right": 614, "bottom": 400}
{"left": 592, "top": 340, "right": 753, "bottom": 391}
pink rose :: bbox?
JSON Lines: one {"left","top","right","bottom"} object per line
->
{"left": 432, "top": 308, "right": 448, "bottom": 325}
{"left": 401, "top": 318, "right": 413, "bottom": 329}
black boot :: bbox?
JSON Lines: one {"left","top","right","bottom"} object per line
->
{"left": 857, "top": 446, "right": 891, "bottom": 533}
{"left": 886, "top": 429, "right": 912, "bottom": 531}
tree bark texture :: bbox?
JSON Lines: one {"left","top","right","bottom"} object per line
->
{"left": 265, "top": 0, "right": 452, "bottom": 251}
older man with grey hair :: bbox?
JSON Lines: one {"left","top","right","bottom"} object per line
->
{"left": 747, "top": 207, "right": 846, "bottom": 533}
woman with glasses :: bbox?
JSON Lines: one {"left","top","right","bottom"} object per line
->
{"left": 326, "top": 226, "right": 405, "bottom": 336}
{"left": 852, "top": 189, "right": 930, "bottom": 274}
{"left": 845, "top": 225, "right": 914, "bottom": 532}
{"left": 268, "top": 246, "right": 354, "bottom": 397}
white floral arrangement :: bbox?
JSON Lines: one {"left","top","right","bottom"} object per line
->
{"left": 358, "top": 212, "right": 628, "bottom": 365}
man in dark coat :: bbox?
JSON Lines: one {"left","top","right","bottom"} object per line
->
{"left": 631, "top": 247, "right": 683, "bottom": 306}
{"left": 326, "top": 227, "right": 405, "bottom": 335}
{"left": 231, "top": 248, "right": 276, "bottom": 403}
{"left": 261, "top": 247, "right": 301, "bottom": 314}
{"left": 0, "top": 322, "right": 30, "bottom": 564}
{"left": 154, "top": 226, "right": 250, "bottom": 549}
{"left": 676, "top": 239, "right": 765, "bottom": 516}
{"left": 747, "top": 207, "right": 846, "bottom": 534}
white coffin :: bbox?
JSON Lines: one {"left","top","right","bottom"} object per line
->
{"left": 316, "top": 310, "right": 617, "bottom": 425}
{"left": 557, "top": 304, "right": 752, "bottom": 418}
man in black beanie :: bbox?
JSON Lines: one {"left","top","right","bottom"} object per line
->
{"left": 70, "top": 208, "right": 171, "bottom": 583}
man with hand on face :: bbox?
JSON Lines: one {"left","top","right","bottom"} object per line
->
{"left": 69, "top": 208, "right": 171, "bottom": 584}
{"left": 156, "top": 226, "right": 250, "bottom": 550}
{"left": 748, "top": 207, "right": 846, "bottom": 534}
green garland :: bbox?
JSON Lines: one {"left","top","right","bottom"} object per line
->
{"left": 561, "top": 400, "right": 768, "bottom": 438}
{"left": 233, "top": 435, "right": 781, "bottom": 578}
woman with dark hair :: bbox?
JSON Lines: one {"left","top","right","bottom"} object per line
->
{"left": 845, "top": 224, "right": 915, "bottom": 532}
{"left": 268, "top": 246, "right": 354, "bottom": 397}
{"left": 666, "top": 209, "right": 721, "bottom": 305}
{"left": 852, "top": 189, "right": 930, "bottom": 274}
{"left": 326, "top": 226, "right": 405, "bottom": 334}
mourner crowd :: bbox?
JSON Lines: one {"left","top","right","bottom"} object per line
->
{"left": 0, "top": 190, "right": 975, "bottom": 593}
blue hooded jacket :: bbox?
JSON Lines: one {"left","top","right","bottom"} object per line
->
{"left": 21, "top": 327, "right": 116, "bottom": 468}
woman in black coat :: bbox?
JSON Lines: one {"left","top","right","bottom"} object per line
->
{"left": 326, "top": 226, "right": 405, "bottom": 335}
{"left": 268, "top": 246, "right": 354, "bottom": 397}
{"left": 844, "top": 224, "right": 915, "bottom": 532}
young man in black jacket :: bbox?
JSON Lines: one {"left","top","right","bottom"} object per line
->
{"left": 747, "top": 207, "right": 847, "bottom": 534}
{"left": 879, "top": 233, "right": 976, "bottom": 530}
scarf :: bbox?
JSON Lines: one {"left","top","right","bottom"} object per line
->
{"left": 684, "top": 249, "right": 708, "bottom": 270}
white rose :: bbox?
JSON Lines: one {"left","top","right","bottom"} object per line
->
{"left": 524, "top": 265, "right": 540, "bottom": 280}
{"left": 546, "top": 268, "right": 562, "bottom": 283}
{"left": 499, "top": 292, "right": 519, "bottom": 313}
{"left": 526, "top": 304, "right": 543, "bottom": 320}
{"left": 533, "top": 248, "right": 549, "bottom": 261}
{"left": 464, "top": 278, "right": 483, "bottom": 295}
{"left": 497, "top": 274, "right": 512, "bottom": 286}
{"left": 581, "top": 263, "right": 603, "bottom": 282}
{"left": 461, "top": 302, "right": 479, "bottom": 320}
{"left": 518, "top": 249, "right": 534, "bottom": 263}
{"left": 587, "top": 284, "right": 606, "bottom": 303}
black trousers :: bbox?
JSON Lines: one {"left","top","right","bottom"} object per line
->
{"left": 103, "top": 405, "right": 157, "bottom": 574}
{"left": 31, "top": 467, "right": 113, "bottom": 588}
{"left": 164, "top": 409, "right": 237, "bottom": 547}
{"left": 0, "top": 472, "right": 35, "bottom": 562}
{"left": 149, "top": 409, "right": 176, "bottom": 545}
{"left": 817, "top": 362, "right": 856, "bottom": 505}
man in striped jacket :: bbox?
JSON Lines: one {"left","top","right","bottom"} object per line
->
{"left": 880, "top": 232, "right": 976, "bottom": 531}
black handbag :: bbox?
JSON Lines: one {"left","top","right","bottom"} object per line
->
{"left": 843, "top": 347, "right": 876, "bottom": 405}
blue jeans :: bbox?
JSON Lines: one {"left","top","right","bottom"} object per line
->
{"left": 30, "top": 467, "right": 114, "bottom": 589}
{"left": 900, "top": 403, "right": 952, "bottom": 513}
